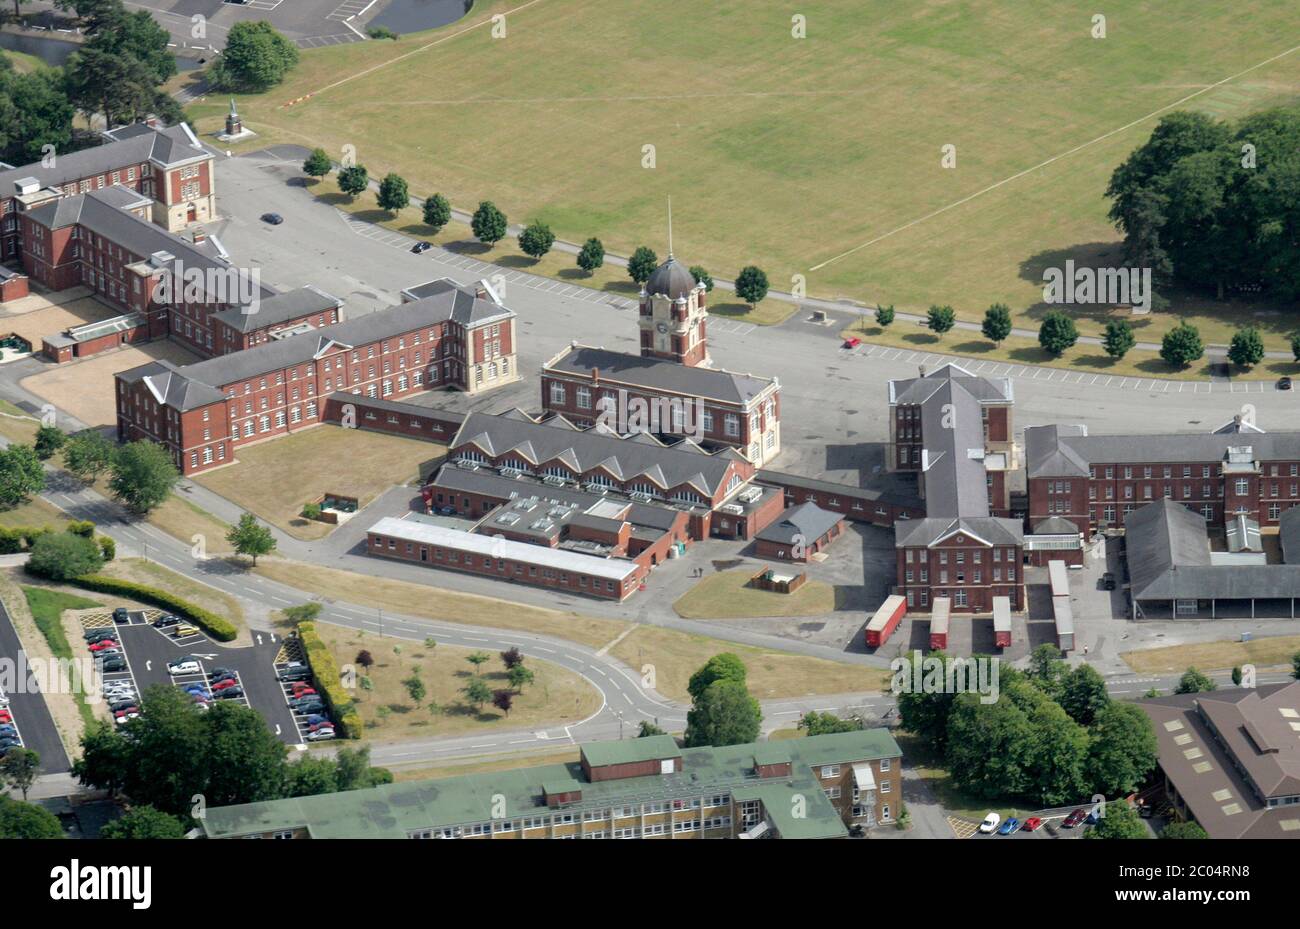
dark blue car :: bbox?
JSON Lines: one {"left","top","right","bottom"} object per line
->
{"left": 998, "top": 817, "right": 1020, "bottom": 835}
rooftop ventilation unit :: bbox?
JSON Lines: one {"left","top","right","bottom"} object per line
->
{"left": 738, "top": 487, "right": 763, "bottom": 504}
{"left": 584, "top": 483, "right": 608, "bottom": 495}
{"left": 455, "top": 459, "right": 481, "bottom": 471}
{"left": 542, "top": 475, "right": 567, "bottom": 487}
{"left": 720, "top": 503, "right": 744, "bottom": 516}
{"left": 496, "top": 512, "right": 521, "bottom": 527}
{"left": 630, "top": 492, "right": 654, "bottom": 503}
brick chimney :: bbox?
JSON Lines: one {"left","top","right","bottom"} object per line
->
{"left": 593, "top": 367, "right": 600, "bottom": 385}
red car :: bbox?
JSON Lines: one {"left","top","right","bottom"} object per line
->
{"left": 1063, "top": 808, "right": 1087, "bottom": 828}
{"left": 307, "top": 720, "right": 333, "bottom": 731}
{"left": 211, "top": 678, "right": 239, "bottom": 691}
{"left": 843, "top": 337, "right": 862, "bottom": 349}
{"left": 88, "top": 639, "right": 119, "bottom": 651}
{"left": 1022, "top": 817, "right": 1043, "bottom": 831}
{"left": 113, "top": 706, "right": 139, "bottom": 718}
{"left": 291, "top": 685, "right": 317, "bottom": 697}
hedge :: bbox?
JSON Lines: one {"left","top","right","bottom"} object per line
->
{"left": 0, "top": 526, "right": 52, "bottom": 554}
{"left": 56, "top": 574, "right": 238, "bottom": 642}
{"left": 298, "top": 621, "right": 362, "bottom": 739}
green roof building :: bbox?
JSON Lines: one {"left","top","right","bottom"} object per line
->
{"left": 199, "top": 728, "right": 903, "bottom": 840}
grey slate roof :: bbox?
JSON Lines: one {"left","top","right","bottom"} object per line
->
{"left": 544, "top": 344, "right": 775, "bottom": 406}
{"left": 1026, "top": 426, "right": 1300, "bottom": 478}
{"left": 0, "top": 122, "right": 206, "bottom": 197}
{"left": 644, "top": 255, "right": 697, "bottom": 299}
{"left": 452, "top": 411, "right": 737, "bottom": 497}
{"left": 755, "top": 469, "right": 922, "bottom": 510}
{"left": 1033, "top": 517, "right": 1080, "bottom": 535}
{"left": 1126, "top": 499, "right": 1300, "bottom": 600}
{"left": 116, "top": 360, "right": 225, "bottom": 410}
{"left": 918, "top": 377, "right": 990, "bottom": 519}
{"left": 397, "top": 278, "right": 514, "bottom": 326}
{"left": 1281, "top": 508, "right": 1300, "bottom": 565}
{"left": 893, "top": 516, "right": 1024, "bottom": 549}
{"left": 887, "top": 362, "right": 1013, "bottom": 406}
{"left": 755, "top": 502, "right": 843, "bottom": 545}
{"left": 212, "top": 285, "right": 342, "bottom": 334}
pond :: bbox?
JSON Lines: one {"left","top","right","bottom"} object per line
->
{"left": 0, "top": 30, "right": 203, "bottom": 71}
{"left": 367, "top": 0, "right": 475, "bottom": 36}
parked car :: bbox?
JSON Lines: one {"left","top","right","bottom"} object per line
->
{"left": 108, "top": 699, "right": 137, "bottom": 712}
{"left": 842, "top": 336, "right": 862, "bottom": 349}
{"left": 98, "top": 658, "right": 127, "bottom": 673}
{"left": 215, "top": 686, "right": 244, "bottom": 700}
{"left": 112, "top": 706, "right": 139, "bottom": 718}
{"left": 0, "top": 711, "right": 12, "bottom": 724}
{"left": 1138, "top": 803, "right": 1154, "bottom": 819}
{"left": 1021, "top": 816, "right": 1043, "bottom": 832}
{"left": 168, "top": 659, "right": 202, "bottom": 675}
{"left": 87, "top": 639, "right": 119, "bottom": 652}
{"left": 307, "top": 719, "right": 334, "bottom": 731}
{"left": 113, "top": 714, "right": 138, "bottom": 725}
{"left": 209, "top": 668, "right": 235, "bottom": 680}
{"left": 291, "top": 685, "right": 317, "bottom": 697}
{"left": 293, "top": 702, "right": 325, "bottom": 715}
{"left": 172, "top": 625, "right": 199, "bottom": 638}
{"left": 411, "top": 241, "right": 432, "bottom": 254}
{"left": 85, "top": 629, "right": 118, "bottom": 642}
{"left": 1063, "top": 808, "right": 1088, "bottom": 828}
{"left": 998, "top": 817, "right": 1020, "bottom": 835}
{"left": 211, "top": 678, "right": 239, "bottom": 692}
{"left": 305, "top": 727, "right": 336, "bottom": 741}
{"left": 1085, "top": 807, "right": 1101, "bottom": 825}
{"left": 277, "top": 662, "right": 310, "bottom": 681}
{"left": 303, "top": 714, "right": 331, "bottom": 726}
{"left": 1101, "top": 572, "right": 1116, "bottom": 590}
{"left": 153, "top": 614, "right": 181, "bottom": 628}
{"left": 1279, "top": 376, "right": 1292, "bottom": 391}
{"left": 0, "top": 738, "right": 21, "bottom": 749}
{"left": 0, "top": 690, "right": 8, "bottom": 707}
{"left": 261, "top": 212, "right": 284, "bottom": 225}
{"left": 112, "top": 607, "right": 130, "bottom": 624}
{"left": 978, "top": 812, "right": 1001, "bottom": 834}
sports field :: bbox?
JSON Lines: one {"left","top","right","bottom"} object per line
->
{"left": 193, "top": 0, "right": 1300, "bottom": 345}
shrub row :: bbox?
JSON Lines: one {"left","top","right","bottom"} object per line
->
{"left": 297, "top": 620, "right": 362, "bottom": 739}
{"left": 1, "top": 523, "right": 115, "bottom": 561}
{"left": 60, "top": 575, "right": 238, "bottom": 642}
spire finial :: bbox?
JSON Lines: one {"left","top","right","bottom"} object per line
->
{"left": 667, "top": 196, "right": 673, "bottom": 259}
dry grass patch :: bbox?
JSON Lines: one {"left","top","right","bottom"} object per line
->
{"left": 1121, "top": 636, "right": 1300, "bottom": 676}
{"left": 0, "top": 399, "right": 40, "bottom": 445}
{"left": 194, "top": 426, "right": 445, "bottom": 540}
{"left": 254, "top": 559, "right": 628, "bottom": 649}
{"left": 316, "top": 624, "right": 601, "bottom": 742}
{"left": 98, "top": 557, "right": 247, "bottom": 640}
{"left": 0, "top": 496, "right": 73, "bottom": 532}
{"left": 146, "top": 494, "right": 234, "bottom": 555}
{"left": 610, "top": 625, "right": 890, "bottom": 703}
{"left": 673, "top": 569, "right": 836, "bottom": 619}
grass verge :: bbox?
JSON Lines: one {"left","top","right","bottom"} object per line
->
{"left": 673, "top": 569, "right": 836, "bottom": 619}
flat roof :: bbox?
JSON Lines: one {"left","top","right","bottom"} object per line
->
{"left": 992, "top": 596, "right": 1011, "bottom": 632}
{"left": 367, "top": 515, "right": 639, "bottom": 582}
{"left": 581, "top": 735, "right": 679, "bottom": 768}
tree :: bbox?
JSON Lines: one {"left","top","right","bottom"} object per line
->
{"left": 71, "top": 721, "right": 131, "bottom": 798}
{"left": 470, "top": 201, "right": 507, "bottom": 245}
{"left": 1102, "top": 319, "right": 1136, "bottom": 359}
{"left": 895, "top": 651, "right": 958, "bottom": 754}
{"left": 0, "top": 66, "right": 74, "bottom": 166}
{"left": 683, "top": 678, "right": 761, "bottom": 747}
{"left": 944, "top": 690, "right": 1036, "bottom": 800}
{"left": 284, "top": 755, "right": 339, "bottom": 797}
{"left": 499, "top": 647, "right": 523, "bottom": 669}
{"left": 638, "top": 721, "right": 666, "bottom": 737}
{"left": 209, "top": 21, "right": 299, "bottom": 92}
{"left": 492, "top": 689, "right": 513, "bottom": 716}
{"left": 517, "top": 221, "right": 555, "bottom": 259}
{"left": 689, "top": 265, "right": 714, "bottom": 292}
{"left": 85, "top": 8, "right": 175, "bottom": 85}
{"left": 1161, "top": 821, "right": 1209, "bottom": 839}
{"left": 1175, "top": 667, "right": 1216, "bottom": 694}
{"left": 798, "top": 711, "right": 862, "bottom": 736}
{"left": 1021, "top": 691, "right": 1091, "bottom": 807}
{"left": 1160, "top": 321, "right": 1203, "bottom": 368}
{"left": 1027, "top": 643, "right": 1066, "bottom": 697}
{"left": 422, "top": 193, "right": 451, "bottom": 233}
{"left": 355, "top": 650, "right": 374, "bottom": 673}
{"left": 875, "top": 304, "right": 895, "bottom": 328}
{"left": 1227, "top": 326, "right": 1264, "bottom": 368}
{"left": 0, "top": 747, "right": 39, "bottom": 800}
{"left": 336, "top": 164, "right": 369, "bottom": 199}
{"left": 302, "top": 148, "right": 332, "bottom": 179}
{"left": 1231, "top": 666, "right": 1243, "bottom": 686}
{"left": 334, "top": 745, "right": 389, "bottom": 791}
{"left": 99, "top": 805, "right": 186, "bottom": 839}
{"left": 402, "top": 673, "right": 426, "bottom": 706}
{"left": 1038, "top": 311, "right": 1079, "bottom": 357}
{"left": 1058, "top": 664, "right": 1110, "bottom": 727}
{"left": 507, "top": 664, "right": 534, "bottom": 692}
{"left": 1292, "top": 651, "right": 1300, "bottom": 680}
{"left": 281, "top": 602, "right": 320, "bottom": 624}
{"left": 376, "top": 173, "right": 409, "bottom": 214}
{"left": 64, "top": 47, "right": 157, "bottom": 128}
{"left": 686, "top": 653, "right": 748, "bottom": 702}
{"left": 461, "top": 677, "right": 491, "bottom": 710}
{"left": 981, "top": 303, "right": 1012, "bottom": 344}
{"left": 108, "top": 440, "right": 178, "bottom": 514}
{"left": 734, "top": 265, "right": 769, "bottom": 307}
{"left": 226, "top": 512, "right": 276, "bottom": 566}
{"left": 1087, "top": 703, "right": 1158, "bottom": 797}
{"left": 0, "top": 795, "right": 62, "bottom": 838}
{"left": 34, "top": 425, "right": 66, "bottom": 461}
{"left": 25, "top": 532, "right": 102, "bottom": 581}
{"left": 627, "top": 246, "right": 658, "bottom": 285}
{"left": 577, "top": 238, "right": 605, "bottom": 274}
{"left": 0, "top": 443, "right": 44, "bottom": 508}
{"left": 1086, "top": 802, "right": 1148, "bottom": 839}
{"left": 926, "top": 304, "right": 955, "bottom": 334}
{"left": 1292, "top": 332, "right": 1300, "bottom": 363}
{"left": 466, "top": 651, "right": 490, "bottom": 671}
{"left": 63, "top": 429, "right": 114, "bottom": 484}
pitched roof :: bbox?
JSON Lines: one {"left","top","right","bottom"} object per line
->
{"left": 211, "top": 285, "right": 342, "bottom": 334}
{"left": 887, "top": 362, "right": 1013, "bottom": 405}
{"left": 1282, "top": 508, "right": 1300, "bottom": 565}
{"left": 0, "top": 122, "right": 207, "bottom": 197}
{"left": 918, "top": 377, "right": 991, "bottom": 518}
{"left": 1026, "top": 426, "right": 1300, "bottom": 478}
{"left": 451, "top": 411, "right": 740, "bottom": 498}
{"left": 544, "top": 344, "right": 775, "bottom": 407}
{"left": 755, "top": 502, "right": 844, "bottom": 545}
{"left": 1024, "top": 424, "right": 1091, "bottom": 478}
{"left": 893, "top": 515, "right": 1024, "bottom": 549}
{"left": 397, "top": 278, "right": 514, "bottom": 326}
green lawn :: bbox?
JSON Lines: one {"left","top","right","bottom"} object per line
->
{"left": 673, "top": 569, "right": 837, "bottom": 619}
{"left": 189, "top": 0, "right": 1300, "bottom": 352}
{"left": 21, "top": 586, "right": 103, "bottom": 731}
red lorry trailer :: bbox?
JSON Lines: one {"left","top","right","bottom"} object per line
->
{"left": 865, "top": 594, "right": 907, "bottom": 648}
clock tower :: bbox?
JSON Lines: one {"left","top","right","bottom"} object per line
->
{"left": 638, "top": 254, "right": 709, "bottom": 367}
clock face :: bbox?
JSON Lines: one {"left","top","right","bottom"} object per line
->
{"left": 656, "top": 322, "right": 668, "bottom": 334}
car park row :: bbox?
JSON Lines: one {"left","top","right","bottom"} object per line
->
{"left": 274, "top": 651, "right": 336, "bottom": 743}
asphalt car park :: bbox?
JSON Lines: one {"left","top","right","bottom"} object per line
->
{"left": 969, "top": 804, "right": 1099, "bottom": 840}
{"left": 274, "top": 638, "right": 336, "bottom": 743}
{"left": 0, "top": 601, "right": 70, "bottom": 772}
{"left": 79, "top": 611, "right": 301, "bottom": 744}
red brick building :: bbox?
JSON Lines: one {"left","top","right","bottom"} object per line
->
{"left": 637, "top": 256, "right": 708, "bottom": 367}
{"left": 1025, "top": 420, "right": 1300, "bottom": 532}
{"left": 540, "top": 343, "right": 781, "bottom": 465}
{"left": 114, "top": 280, "right": 518, "bottom": 475}
{"left": 753, "top": 502, "right": 846, "bottom": 562}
